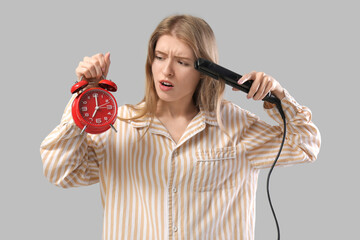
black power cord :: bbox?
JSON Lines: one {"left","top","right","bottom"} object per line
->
{"left": 266, "top": 102, "right": 286, "bottom": 240}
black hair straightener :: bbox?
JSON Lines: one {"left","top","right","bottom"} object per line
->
{"left": 194, "top": 57, "right": 281, "bottom": 105}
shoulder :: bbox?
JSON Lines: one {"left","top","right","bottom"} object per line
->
{"left": 220, "top": 99, "right": 257, "bottom": 119}
{"left": 219, "top": 99, "right": 260, "bottom": 130}
{"left": 117, "top": 102, "right": 146, "bottom": 119}
{"left": 116, "top": 102, "right": 151, "bottom": 130}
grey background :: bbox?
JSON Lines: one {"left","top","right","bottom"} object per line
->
{"left": 1, "top": 0, "right": 358, "bottom": 239}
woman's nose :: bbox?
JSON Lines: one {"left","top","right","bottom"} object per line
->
{"left": 162, "top": 60, "right": 174, "bottom": 77}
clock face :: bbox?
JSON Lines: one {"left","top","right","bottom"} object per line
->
{"left": 78, "top": 88, "right": 117, "bottom": 126}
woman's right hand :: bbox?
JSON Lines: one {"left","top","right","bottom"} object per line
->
{"left": 75, "top": 52, "right": 111, "bottom": 83}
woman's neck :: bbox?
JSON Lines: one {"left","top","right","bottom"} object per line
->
{"left": 156, "top": 99, "right": 199, "bottom": 119}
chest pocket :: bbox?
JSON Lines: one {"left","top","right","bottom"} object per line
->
{"left": 193, "top": 147, "right": 238, "bottom": 192}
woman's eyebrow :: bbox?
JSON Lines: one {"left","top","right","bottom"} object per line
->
{"left": 155, "top": 50, "right": 193, "bottom": 60}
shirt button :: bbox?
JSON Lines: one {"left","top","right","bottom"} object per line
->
{"left": 173, "top": 151, "right": 178, "bottom": 157}
{"left": 173, "top": 226, "right": 178, "bottom": 232}
{"left": 172, "top": 187, "right": 177, "bottom": 193}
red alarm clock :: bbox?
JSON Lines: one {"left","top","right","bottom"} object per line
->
{"left": 71, "top": 76, "right": 118, "bottom": 134}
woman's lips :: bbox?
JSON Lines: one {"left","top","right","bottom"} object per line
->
{"left": 159, "top": 80, "right": 174, "bottom": 91}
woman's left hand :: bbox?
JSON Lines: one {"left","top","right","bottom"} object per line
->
{"left": 232, "top": 71, "right": 285, "bottom": 100}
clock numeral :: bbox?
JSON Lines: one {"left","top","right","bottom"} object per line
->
{"left": 93, "top": 93, "right": 98, "bottom": 97}
{"left": 107, "top": 105, "right": 113, "bottom": 110}
{"left": 84, "top": 113, "right": 89, "bottom": 117}
{"left": 82, "top": 101, "right": 87, "bottom": 104}
{"left": 96, "top": 118, "right": 102, "bottom": 123}
{"left": 81, "top": 107, "right": 88, "bottom": 111}
{"left": 104, "top": 117, "right": 108, "bottom": 121}
{"left": 106, "top": 99, "right": 109, "bottom": 103}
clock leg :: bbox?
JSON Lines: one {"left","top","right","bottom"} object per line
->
{"left": 80, "top": 125, "right": 87, "bottom": 135}
{"left": 110, "top": 124, "right": 117, "bottom": 133}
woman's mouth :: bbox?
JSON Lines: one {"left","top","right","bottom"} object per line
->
{"left": 159, "top": 80, "right": 174, "bottom": 91}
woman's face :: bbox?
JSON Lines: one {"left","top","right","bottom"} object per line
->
{"left": 152, "top": 34, "right": 200, "bottom": 105}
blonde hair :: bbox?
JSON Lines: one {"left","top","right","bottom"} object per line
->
{"left": 121, "top": 14, "right": 227, "bottom": 137}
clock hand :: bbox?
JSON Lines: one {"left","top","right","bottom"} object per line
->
{"left": 92, "top": 94, "right": 100, "bottom": 118}
{"left": 92, "top": 109, "right": 97, "bottom": 118}
{"left": 95, "top": 94, "right": 99, "bottom": 107}
{"left": 92, "top": 106, "right": 99, "bottom": 118}
{"left": 98, "top": 102, "right": 111, "bottom": 108}
{"left": 99, "top": 105, "right": 113, "bottom": 109}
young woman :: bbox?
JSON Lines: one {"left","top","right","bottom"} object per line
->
{"left": 41, "top": 14, "right": 320, "bottom": 240}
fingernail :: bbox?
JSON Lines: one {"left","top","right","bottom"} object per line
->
{"left": 239, "top": 75, "right": 249, "bottom": 84}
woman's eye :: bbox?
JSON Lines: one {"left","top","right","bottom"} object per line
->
{"left": 178, "top": 60, "right": 189, "bottom": 66}
{"left": 155, "top": 55, "right": 163, "bottom": 60}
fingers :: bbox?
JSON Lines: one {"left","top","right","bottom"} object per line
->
{"left": 253, "top": 73, "right": 271, "bottom": 100}
{"left": 103, "top": 52, "right": 111, "bottom": 78}
{"left": 233, "top": 72, "right": 255, "bottom": 91}
{"left": 233, "top": 71, "right": 278, "bottom": 101}
{"left": 75, "top": 52, "right": 111, "bottom": 81}
{"left": 245, "top": 72, "right": 260, "bottom": 99}
{"left": 259, "top": 78, "right": 275, "bottom": 100}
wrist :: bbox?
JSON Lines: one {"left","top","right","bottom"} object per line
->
{"left": 272, "top": 87, "right": 286, "bottom": 100}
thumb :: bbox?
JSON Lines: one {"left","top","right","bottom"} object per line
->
{"left": 105, "top": 52, "right": 111, "bottom": 62}
{"left": 104, "top": 52, "right": 111, "bottom": 77}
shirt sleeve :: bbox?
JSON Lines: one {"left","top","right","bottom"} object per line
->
{"left": 242, "top": 89, "right": 321, "bottom": 169}
{"left": 40, "top": 96, "right": 105, "bottom": 188}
